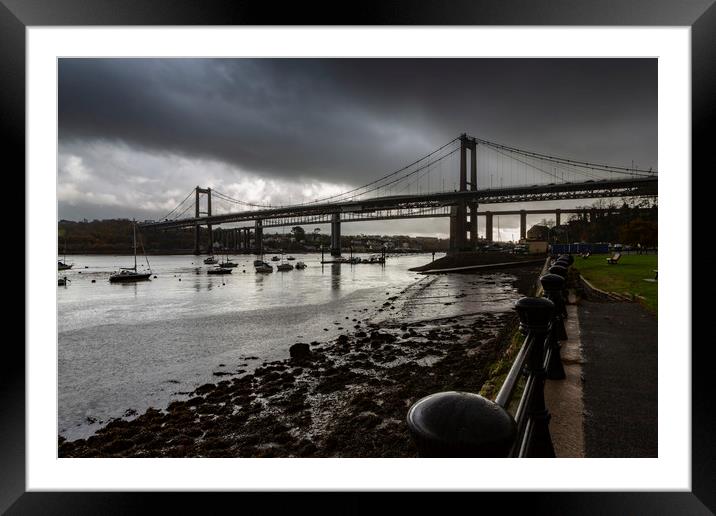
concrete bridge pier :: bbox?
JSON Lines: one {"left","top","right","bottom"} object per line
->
{"left": 205, "top": 188, "right": 213, "bottom": 254}
{"left": 485, "top": 211, "right": 493, "bottom": 243}
{"left": 254, "top": 220, "right": 263, "bottom": 255}
{"left": 244, "top": 228, "right": 250, "bottom": 253}
{"left": 555, "top": 209, "right": 561, "bottom": 227}
{"left": 193, "top": 186, "right": 201, "bottom": 255}
{"left": 520, "top": 210, "right": 527, "bottom": 241}
{"left": 469, "top": 138, "right": 478, "bottom": 249}
{"left": 330, "top": 213, "right": 342, "bottom": 257}
{"left": 448, "top": 205, "right": 457, "bottom": 253}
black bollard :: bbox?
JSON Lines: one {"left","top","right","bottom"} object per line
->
{"left": 539, "top": 274, "right": 568, "bottom": 380}
{"left": 547, "top": 264, "right": 569, "bottom": 318}
{"left": 548, "top": 264, "right": 568, "bottom": 278}
{"left": 406, "top": 391, "right": 516, "bottom": 457}
{"left": 514, "top": 296, "right": 557, "bottom": 457}
{"left": 514, "top": 296, "right": 554, "bottom": 334}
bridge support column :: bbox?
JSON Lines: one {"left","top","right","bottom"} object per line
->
{"left": 449, "top": 205, "right": 458, "bottom": 253}
{"left": 245, "top": 228, "right": 250, "bottom": 253}
{"left": 330, "top": 213, "right": 341, "bottom": 257}
{"left": 455, "top": 134, "right": 469, "bottom": 252}
{"left": 520, "top": 210, "right": 527, "bottom": 241}
{"left": 206, "top": 188, "right": 213, "bottom": 254}
{"left": 555, "top": 209, "right": 561, "bottom": 227}
{"left": 485, "top": 212, "right": 493, "bottom": 243}
{"left": 194, "top": 186, "right": 201, "bottom": 255}
{"left": 254, "top": 220, "right": 263, "bottom": 255}
{"left": 469, "top": 138, "right": 478, "bottom": 250}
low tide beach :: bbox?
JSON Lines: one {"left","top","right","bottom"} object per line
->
{"left": 58, "top": 255, "right": 541, "bottom": 457}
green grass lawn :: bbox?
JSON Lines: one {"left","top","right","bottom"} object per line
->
{"left": 572, "top": 253, "right": 658, "bottom": 314}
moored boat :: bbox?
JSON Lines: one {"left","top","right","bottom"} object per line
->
{"left": 109, "top": 220, "right": 152, "bottom": 283}
{"left": 276, "top": 262, "right": 294, "bottom": 271}
{"left": 208, "top": 266, "right": 232, "bottom": 275}
{"left": 255, "top": 262, "right": 273, "bottom": 273}
{"left": 295, "top": 261, "right": 307, "bottom": 269}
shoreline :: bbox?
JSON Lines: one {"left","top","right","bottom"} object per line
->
{"left": 58, "top": 264, "right": 541, "bottom": 458}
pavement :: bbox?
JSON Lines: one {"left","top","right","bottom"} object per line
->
{"left": 544, "top": 304, "right": 585, "bottom": 457}
{"left": 577, "top": 300, "right": 658, "bottom": 457}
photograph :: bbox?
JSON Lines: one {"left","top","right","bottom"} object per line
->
{"left": 6, "top": 1, "right": 711, "bottom": 510}
{"left": 55, "top": 57, "right": 659, "bottom": 459}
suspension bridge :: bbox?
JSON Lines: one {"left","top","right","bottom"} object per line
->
{"left": 139, "top": 133, "right": 658, "bottom": 256}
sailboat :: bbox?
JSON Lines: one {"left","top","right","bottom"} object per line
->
{"left": 276, "top": 252, "right": 293, "bottom": 271}
{"left": 58, "top": 231, "right": 73, "bottom": 270}
{"left": 109, "top": 220, "right": 152, "bottom": 283}
{"left": 219, "top": 249, "right": 238, "bottom": 268}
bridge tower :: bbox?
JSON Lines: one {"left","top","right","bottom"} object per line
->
{"left": 330, "top": 213, "right": 341, "bottom": 257}
{"left": 450, "top": 134, "right": 478, "bottom": 253}
{"left": 485, "top": 211, "right": 493, "bottom": 242}
{"left": 254, "top": 220, "right": 263, "bottom": 255}
{"left": 193, "top": 186, "right": 213, "bottom": 255}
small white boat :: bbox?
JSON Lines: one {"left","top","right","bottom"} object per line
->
{"left": 295, "top": 261, "right": 307, "bottom": 270}
{"left": 286, "top": 256, "right": 296, "bottom": 261}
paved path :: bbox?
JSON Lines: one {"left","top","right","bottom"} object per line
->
{"left": 545, "top": 304, "right": 585, "bottom": 457}
{"left": 578, "top": 301, "right": 658, "bottom": 457}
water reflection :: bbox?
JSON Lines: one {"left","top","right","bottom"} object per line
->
{"left": 330, "top": 263, "right": 342, "bottom": 291}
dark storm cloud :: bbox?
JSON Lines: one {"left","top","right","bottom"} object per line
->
{"left": 59, "top": 58, "right": 657, "bottom": 185}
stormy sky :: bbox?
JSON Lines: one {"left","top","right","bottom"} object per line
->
{"left": 58, "top": 58, "right": 657, "bottom": 239}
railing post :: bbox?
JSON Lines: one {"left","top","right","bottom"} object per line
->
{"left": 540, "top": 273, "right": 568, "bottom": 380}
{"left": 514, "top": 297, "right": 556, "bottom": 458}
{"left": 547, "top": 263, "right": 569, "bottom": 320}
{"left": 406, "top": 391, "right": 516, "bottom": 457}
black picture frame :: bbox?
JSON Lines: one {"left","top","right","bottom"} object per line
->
{"left": 6, "top": 1, "right": 712, "bottom": 513}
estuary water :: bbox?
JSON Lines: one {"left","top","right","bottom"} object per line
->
{"left": 57, "top": 253, "right": 524, "bottom": 440}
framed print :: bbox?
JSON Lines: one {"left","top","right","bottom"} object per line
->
{"left": 6, "top": 0, "right": 713, "bottom": 513}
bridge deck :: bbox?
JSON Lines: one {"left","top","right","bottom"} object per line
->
{"left": 140, "top": 177, "right": 657, "bottom": 229}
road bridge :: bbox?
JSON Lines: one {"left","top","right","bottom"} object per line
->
{"left": 139, "top": 134, "right": 657, "bottom": 256}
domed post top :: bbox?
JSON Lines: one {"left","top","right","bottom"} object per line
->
{"left": 514, "top": 296, "right": 554, "bottom": 335}
{"left": 406, "top": 391, "right": 517, "bottom": 457}
{"left": 540, "top": 273, "right": 565, "bottom": 294}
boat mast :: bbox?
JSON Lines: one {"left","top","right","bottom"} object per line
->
{"left": 133, "top": 219, "right": 137, "bottom": 271}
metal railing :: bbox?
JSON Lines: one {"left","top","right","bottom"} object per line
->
{"left": 406, "top": 254, "right": 573, "bottom": 457}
